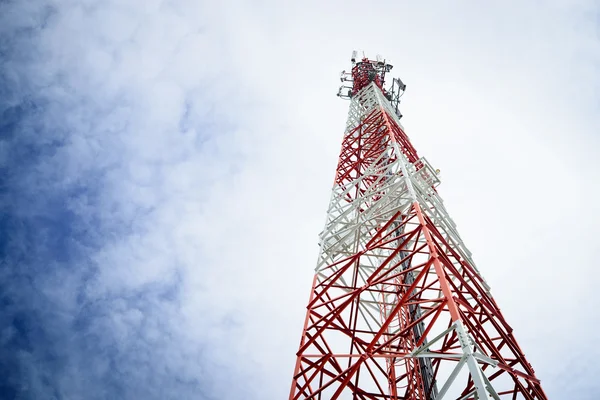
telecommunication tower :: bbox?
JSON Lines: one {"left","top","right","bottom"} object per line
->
{"left": 289, "top": 52, "right": 547, "bottom": 399}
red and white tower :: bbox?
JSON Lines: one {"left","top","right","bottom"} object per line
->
{"left": 289, "top": 52, "right": 547, "bottom": 399}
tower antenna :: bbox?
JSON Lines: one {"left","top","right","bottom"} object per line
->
{"left": 290, "top": 51, "right": 547, "bottom": 400}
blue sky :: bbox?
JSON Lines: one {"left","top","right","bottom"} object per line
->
{"left": 1, "top": 0, "right": 599, "bottom": 399}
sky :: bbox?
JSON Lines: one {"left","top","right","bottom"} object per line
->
{"left": 0, "top": 0, "right": 599, "bottom": 399}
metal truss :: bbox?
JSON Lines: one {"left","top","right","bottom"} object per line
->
{"left": 289, "top": 82, "right": 547, "bottom": 399}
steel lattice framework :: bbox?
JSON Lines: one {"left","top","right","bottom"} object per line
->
{"left": 289, "top": 53, "right": 547, "bottom": 400}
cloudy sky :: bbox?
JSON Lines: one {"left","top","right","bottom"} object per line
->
{"left": 1, "top": 0, "right": 599, "bottom": 399}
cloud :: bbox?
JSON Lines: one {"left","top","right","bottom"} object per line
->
{"left": 0, "top": 0, "right": 599, "bottom": 399}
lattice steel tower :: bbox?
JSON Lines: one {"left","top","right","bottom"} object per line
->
{"left": 289, "top": 52, "right": 547, "bottom": 399}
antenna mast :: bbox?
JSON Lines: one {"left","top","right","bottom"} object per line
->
{"left": 289, "top": 51, "right": 547, "bottom": 399}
